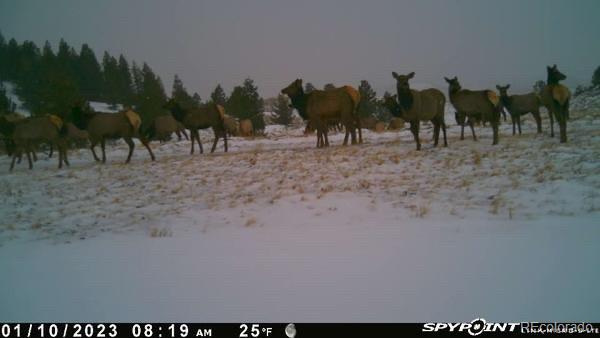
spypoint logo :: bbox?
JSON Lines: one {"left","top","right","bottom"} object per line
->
{"left": 422, "top": 318, "right": 519, "bottom": 336}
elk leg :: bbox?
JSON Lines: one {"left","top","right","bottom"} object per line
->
{"left": 558, "top": 112, "right": 567, "bottom": 143}
{"left": 442, "top": 121, "right": 448, "bottom": 147}
{"left": 32, "top": 150, "right": 37, "bottom": 162}
{"left": 90, "top": 141, "right": 100, "bottom": 162}
{"left": 469, "top": 119, "right": 477, "bottom": 141}
{"left": 48, "top": 144, "right": 53, "bottom": 158}
{"left": 517, "top": 115, "right": 522, "bottom": 135}
{"left": 492, "top": 120, "right": 499, "bottom": 145}
{"left": 351, "top": 127, "right": 357, "bottom": 145}
{"left": 210, "top": 132, "right": 219, "bottom": 153}
{"left": 101, "top": 138, "right": 107, "bottom": 163}
{"left": 124, "top": 137, "right": 135, "bottom": 163}
{"left": 410, "top": 121, "right": 421, "bottom": 150}
{"left": 62, "top": 142, "right": 70, "bottom": 167}
{"left": 357, "top": 119, "right": 363, "bottom": 144}
{"left": 511, "top": 114, "right": 516, "bottom": 135}
{"left": 182, "top": 129, "right": 189, "bottom": 141}
{"left": 26, "top": 147, "right": 33, "bottom": 170}
{"left": 10, "top": 152, "right": 18, "bottom": 171}
{"left": 548, "top": 110, "right": 554, "bottom": 137}
{"left": 533, "top": 111, "right": 542, "bottom": 133}
{"left": 316, "top": 129, "right": 321, "bottom": 148}
{"left": 433, "top": 121, "right": 440, "bottom": 147}
{"left": 57, "top": 143, "right": 63, "bottom": 169}
{"left": 141, "top": 137, "right": 155, "bottom": 161}
{"left": 190, "top": 130, "right": 196, "bottom": 154}
{"left": 343, "top": 128, "right": 349, "bottom": 146}
{"left": 197, "top": 131, "right": 204, "bottom": 154}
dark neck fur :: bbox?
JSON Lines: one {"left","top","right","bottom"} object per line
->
{"left": 397, "top": 87, "right": 413, "bottom": 112}
{"left": 289, "top": 90, "right": 308, "bottom": 120}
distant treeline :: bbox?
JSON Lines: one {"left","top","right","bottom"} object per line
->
{"left": 0, "top": 33, "right": 266, "bottom": 131}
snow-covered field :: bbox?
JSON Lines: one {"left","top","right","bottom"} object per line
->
{"left": 1, "top": 108, "right": 599, "bottom": 322}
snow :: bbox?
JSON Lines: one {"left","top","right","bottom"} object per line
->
{"left": 1, "top": 82, "right": 30, "bottom": 116}
{"left": 0, "top": 100, "right": 599, "bottom": 322}
{"left": 89, "top": 101, "right": 123, "bottom": 113}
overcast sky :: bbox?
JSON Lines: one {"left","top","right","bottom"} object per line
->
{"left": 1, "top": 0, "right": 599, "bottom": 98}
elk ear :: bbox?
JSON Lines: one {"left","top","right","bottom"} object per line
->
{"left": 408, "top": 72, "right": 415, "bottom": 79}
{"left": 496, "top": 85, "right": 501, "bottom": 90}
{"left": 444, "top": 77, "right": 451, "bottom": 83}
{"left": 392, "top": 72, "right": 399, "bottom": 79}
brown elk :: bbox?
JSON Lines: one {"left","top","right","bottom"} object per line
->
{"left": 392, "top": 72, "right": 447, "bottom": 150}
{"left": 281, "top": 79, "right": 361, "bottom": 148}
{"left": 144, "top": 114, "right": 189, "bottom": 142}
{"left": 445, "top": 76, "right": 502, "bottom": 145}
{"left": 496, "top": 84, "right": 542, "bottom": 135}
{"left": 70, "top": 104, "right": 155, "bottom": 163}
{"left": 163, "top": 98, "right": 228, "bottom": 154}
{"left": 9, "top": 116, "right": 69, "bottom": 171}
{"left": 541, "top": 65, "right": 571, "bottom": 142}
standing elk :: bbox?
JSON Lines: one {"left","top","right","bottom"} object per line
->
{"left": 496, "top": 84, "right": 542, "bottom": 135}
{"left": 70, "top": 104, "right": 155, "bottom": 163}
{"left": 143, "top": 113, "right": 189, "bottom": 143}
{"left": 541, "top": 64, "right": 571, "bottom": 142}
{"left": 163, "top": 99, "right": 228, "bottom": 154}
{"left": 9, "top": 115, "right": 69, "bottom": 171}
{"left": 281, "top": 79, "right": 361, "bottom": 148}
{"left": 445, "top": 76, "right": 502, "bottom": 145}
{"left": 392, "top": 72, "right": 447, "bottom": 150}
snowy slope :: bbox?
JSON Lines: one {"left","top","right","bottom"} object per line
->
{"left": 0, "top": 98, "right": 599, "bottom": 322}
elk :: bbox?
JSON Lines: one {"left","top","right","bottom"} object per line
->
{"left": 70, "top": 104, "right": 155, "bottom": 163}
{"left": 392, "top": 72, "right": 447, "bottom": 150}
{"left": 541, "top": 64, "right": 571, "bottom": 142}
{"left": 9, "top": 115, "right": 69, "bottom": 171}
{"left": 281, "top": 79, "right": 361, "bottom": 148}
{"left": 144, "top": 114, "right": 189, "bottom": 142}
{"left": 445, "top": 76, "right": 502, "bottom": 145}
{"left": 496, "top": 84, "right": 542, "bottom": 135}
{"left": 163, "top": 99, "right": 228, "bottom": 154}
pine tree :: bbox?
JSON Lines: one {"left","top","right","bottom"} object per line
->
{"left": 0, "top": 31, "right": 6, "bottom": 82}
{"left": 131, "top": 61, "right": 144, "bottom": 99}
{"left": 324, "top": 83, "right": 336, "bottom": 91}
{"left": 77, "top": 44, "right": 103, "bottom": 101}
{"left": 116, "top": 55, "right": 134, "bottom": 105}
{"left": 592, "top": 66, "right": 600, "bottom": 88}
{"left": 305, "top": 82, "right": 316, "bottom": 93}
{"left": 357, "top": 80, "right": 377, "bottom": 118}
{"left": 210, "top": 84, "right": 227, "bottom": 106}
{"left": 102, "top": 52, "right": 120, "bottom": 105}
{"left": 171, "top": 74, "right": 195, "bottom": 109}
{"left": 273, "top": 94, "right": 293, "bottom": 126}
{"left": 533, "top": 80, "right": 545, "bottom": 95}
{"left": 226, "top": 78, "right": 264, "bottom": 131}
{"left": 4, "top": 38, "right": 19, "bottom": 80}
{"left": 192, "top": 93, "right": 202, "bottom": 107}
{"left": 136, "top": 63, "right": 167, "bottom": 126}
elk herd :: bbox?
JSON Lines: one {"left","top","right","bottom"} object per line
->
{"left": 0, "top": 65, "right": 571, "bottom": 171}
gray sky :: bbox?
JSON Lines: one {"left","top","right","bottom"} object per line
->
{"left": 1, "top": 0, "right": 599, "bottom": 98}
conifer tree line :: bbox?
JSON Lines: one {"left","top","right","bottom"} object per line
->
{"left": 0, "top": 33, "right": 267, "bottom": 131}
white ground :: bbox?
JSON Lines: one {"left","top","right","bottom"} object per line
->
{"left": 1, "top": 108, "right": 599, "bottom": 322}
